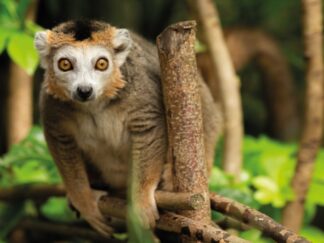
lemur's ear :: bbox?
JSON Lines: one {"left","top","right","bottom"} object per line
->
{"left": 112, "top": 29, "right": 132, "bottom": 67}
{"left": 34, "top": 31, "right": 50, "bottom": 68}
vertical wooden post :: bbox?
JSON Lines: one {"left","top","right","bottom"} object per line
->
{"left": 157, "top": 21, "right": 210, "bottom": 228}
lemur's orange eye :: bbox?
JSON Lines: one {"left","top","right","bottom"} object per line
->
{"left": 58, "top": 58, "right": 73, "bottom": 71}
{"left": 95, "top": 58, "right": 109, "bottom": 71}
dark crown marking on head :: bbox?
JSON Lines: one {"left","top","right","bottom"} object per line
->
{"left": 55, "top": 20, "right": 107, "bottom": 41}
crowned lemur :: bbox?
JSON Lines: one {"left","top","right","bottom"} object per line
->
{"left": 34, "top": 20, "right": 221, "bottom": 236}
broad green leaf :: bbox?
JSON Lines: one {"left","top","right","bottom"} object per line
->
{"left": 0, "top": 27, "right": 18, "bottom": 54}
{"left": 7, "top": 33, "right": 39, "bottom": 75}
{"left": 252, "top": 176, "right": 286, "bottom": 207}
{"left": 17, "top": 0, "right": 31, "bottom": 25}
{"left": 25, "top": 20, "right": 43, "bottom": 35}
{"left": 41, "top": 197, "right": 75, "bottom": 222}
{"left": 240, "top": 229, "right": 272, "bottom": 243}
{"left": 300, "top": 226, "right": 324, "bottom": 243}
{"left": 0, "top": 126, "right": 59, "bottom": 187}
{"left": 307, "top": 181, "right": 324, "bottom": 206}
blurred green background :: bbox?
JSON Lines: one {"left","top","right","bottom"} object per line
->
{"left": 0, "top": 0, "right": 323, "bottom": 242}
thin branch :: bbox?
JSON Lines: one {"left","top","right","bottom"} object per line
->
{"left": 0, "top": 184, "right": 65, "bottom": 201}
{"left": 98, "top": 195, "right": 249, "bottom": 243}
{"left": 1, "top": 185, "right": 308, "bottom": 242}
{"left": 0, "top": 185, "right": 204, "bottom": 211}
{"left": 157, "top": 212, "right": 249, "bottom": 243}
{"left": 18, "top": 218, "right": 124, "bottom": 243}
{"left": 210, "top": 193, "right": 309, "bottom": 243}
{"left": 282, "top": 0, "right": 323, "bottom": 232}
{"left": 187, "top": 0, "right": 243, "bottom": 177}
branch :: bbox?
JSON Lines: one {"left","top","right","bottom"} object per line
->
{"left": 210, "top": 193, "right": 309, "bottom": 243}
{"left": 0, "top": 184, "right": 65, "bottom": 201}
{"left": 0, "top": 185, "right": 204, "bottom": 211}
{"left": 18, "top": 218, "right": 124, "bottom": 243}
{"left": 98, "top": 195, "right": 249, "bottom": 243}
{"left": 157, "top": 20, "right": 210, "bottom": 224}
{"left": 282, "top": 0, "right": 324, "bottom": 232}
{"left": 187, "top": 0, "right": 243, "bottom": 177}
{"left": 1, "top": 185, "right": 308, "bottom": 242}
{"left": 157, "top": 212, "right": 248, "bottom": 243}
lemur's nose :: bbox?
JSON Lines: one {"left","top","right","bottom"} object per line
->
{"left": 76, "top": 85, "right": 93, "bottom": 101}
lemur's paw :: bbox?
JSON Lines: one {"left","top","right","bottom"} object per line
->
{"left": 72, "top": 189, "right": 113, "bottom": 237}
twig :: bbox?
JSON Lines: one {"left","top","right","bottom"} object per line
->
{"left": 18, "top": 218, "right": 124, "bottom": 242}
{"left": 282, "top": 0, "right": 324, "bottom": 232}
{"left": 0, "top": 185, "right": 204, "bottom": 211}
{"left": 157, "top": 212, "right": 249, "bottom": 243}
{"left": 0, "top": 184, "right": 65, "bottom": 201}
{"left": 155, "top": 191, "right": 205, "bottom": 211}
{"left": 210, "top": 193, "right": 309, "bottom": 243}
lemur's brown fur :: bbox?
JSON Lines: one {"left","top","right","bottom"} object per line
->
{"left": 37, "top": 20, "right": 221, "bottom": 236}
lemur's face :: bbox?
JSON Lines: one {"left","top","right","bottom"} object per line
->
{"left": 52, "top": 45, "right": 113, "bottom": 102}
{"left": 34, "top": 20, "right": 132, "bottom": 102}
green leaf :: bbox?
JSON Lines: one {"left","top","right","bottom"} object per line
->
{"left": 307, "top": 180, "right": 324, "bottom": 206}
{"left": 41, "top": 197, "right": 75, "bottom": 222}
{"left": 252, "top": 176, "right": 286, "bottom": 207}
{"left": 0, "top": 27, "right": 17, "bottom": 54}
{"left": 0, "top": 126, "right": 59, "bottom": 187}
{"left": 240, "top": 229, "right": 272, "bottom": 243}
{"left": 25, "top": 20, "right": 43, "bottom": 35}
{"left": 17, "top": 0, "right": 31, "bottom": 26}
{"left": 7, "top": 32, "right": 39, "bottom": 75}
{"left": 300, "top": 226, "right": 324, "bottom": 243}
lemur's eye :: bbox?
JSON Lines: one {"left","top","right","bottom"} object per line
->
{"left": 95, "top": 58, "right": 109, "bottom": 71}
{"left": 58, "top": 58, "right": 73, "bottom": 71}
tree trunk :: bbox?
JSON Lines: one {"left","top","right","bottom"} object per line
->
{"left": 197, "top": 28, "right": 300, "bottom": 141}
{"left": 282, "top": 0, "right": 323, "bottom": 232}
{"left": 188, "top": 0, "right": 243, "bottom": 177}
{"left": 7, "top": 0, "right": 38, "bottom": 146}
{"left": 156, "top": 20, "right": 211, "bottom": 235}
{"left": 7, "top": 63, "right": 33, "bottom": 146}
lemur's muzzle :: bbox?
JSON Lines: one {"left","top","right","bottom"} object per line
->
{"left": 75, "top": 85, "right": 93, "bottom": 101}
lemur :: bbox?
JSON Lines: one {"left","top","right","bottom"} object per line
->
{"left": 34, "top": 20, "right": 220, "bottom": 236}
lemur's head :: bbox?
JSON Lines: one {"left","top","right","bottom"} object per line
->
{"left": 35, "top": 20, "right": 132, "bottom": 102}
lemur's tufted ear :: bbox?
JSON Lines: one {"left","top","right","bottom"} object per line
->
{"left": 112, "top": 28, "right": 132, "bottom": 67}
{"left": 34, "top": 31, "right": 50, "bottom": 68}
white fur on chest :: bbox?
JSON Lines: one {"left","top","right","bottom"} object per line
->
{"left": 73, "top": 103, "right": 131, "bottom": 189}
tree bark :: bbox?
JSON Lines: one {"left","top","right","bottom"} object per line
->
{"left": 156, "top": 21, "right": 211, "bottom": 226}
{"left": 7, "top": 63, "right": 33, "bottom": 146}
{"left": 7, "top": 0, "right": 38, "bottom": 147}
{"left": 210, "top": 193, "right": 309, "bottom": 243}
{"left": 282, "top": 0, "right": 323, "bottom": 232}
{"left": 188, "top": 0, "right": 243, "bottom": 177}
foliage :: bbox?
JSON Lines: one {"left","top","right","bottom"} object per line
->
{"left": 0, "top": 0, "right": 42, "bottom": 74}
{"left": 1, "top": 128, "right": 324, "bottom": 242}
{"left": 210, "top": 136, "right": 324, "bottom": 242}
